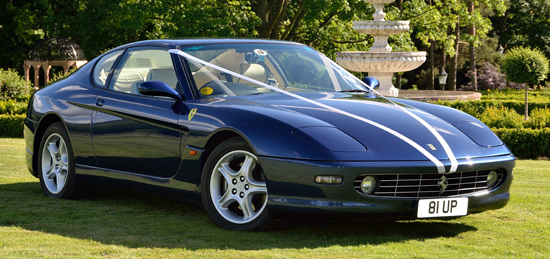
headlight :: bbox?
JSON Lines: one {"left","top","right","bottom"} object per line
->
{"left": 452, "top": 121, "right": 504, "bottom": 147}
{"left": 487, "top": 170, "right": 498, "bottom": 188}
{"left": 314, "top": 175, "right": 343, "bottom": 185}
{"left": 360, "top": 176, "right": 377, "bottom": 195}
{"left": 293, "top": 126, "right": 366, "bottom": 152}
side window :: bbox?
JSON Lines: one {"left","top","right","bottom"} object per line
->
{"left": 93, "top": 50, "right": 123, "bottom": 87}
{"left": 109, "top": 47, "right": 178, "bottom": 95}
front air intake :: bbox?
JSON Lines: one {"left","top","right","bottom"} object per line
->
{"left": 354, "top": 169, "right": 505, "bottom": 198}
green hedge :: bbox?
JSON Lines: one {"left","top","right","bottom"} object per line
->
{"left": 0, "top": 99, "right": 28, "bottom": 138}
{"left": 493, "top": 128, "right": 550, "bottom": 159}
{"left": 480, "top": 90, "right": 550, "bottom": 101}
{"left": 0, "top": 114, "right": 25, "bottom": 138}
{"left": 0, "top": 99, "right": 27, "bottom": 115}
{"left": 0, "top": 68, "right": 32, "bottom": 100}
{"left": 433, "top": 99, "right": 550, "bottom": 117}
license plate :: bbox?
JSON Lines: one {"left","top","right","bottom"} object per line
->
{"left": 417, "top": 198, "right": 468, "bottom": 218}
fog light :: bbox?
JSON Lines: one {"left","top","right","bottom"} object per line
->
{"left": 360, "top": 176, "right": 376, "bottom": 194}
{"left": 314, "top": 175, "right": 343, "bottom": 185}
{"left": 487, "top": 170, "right": 498, "bottom": 188}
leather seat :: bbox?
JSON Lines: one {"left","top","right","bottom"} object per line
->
{"left": 237, "top": 63, "right": 267, "bottom": 86}
{"left": 147, "top": 68, "right": 178, "bottom": 89}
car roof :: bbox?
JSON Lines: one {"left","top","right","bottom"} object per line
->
{"left": 113, "top": 38, "right": 302, "bottom": 50}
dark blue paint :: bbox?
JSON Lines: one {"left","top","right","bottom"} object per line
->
{"left": 293, "top": 127, "right": 366, "bottom": 152}
{"left": 452, "top": 121, "right": 503, "bottom": 147}
{"left": 92, "top": 90, "right": 183, "bottom": 177}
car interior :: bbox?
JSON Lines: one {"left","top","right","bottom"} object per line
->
{"left": 109, "top": 49, "right": 179, "bottom": 95}
{"left": 191, "top": 49, "right": 285, "bottom": 95}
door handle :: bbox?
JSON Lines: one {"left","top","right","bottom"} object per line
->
{"left": 96, "top": 99, "right": 105, "bottom": 107}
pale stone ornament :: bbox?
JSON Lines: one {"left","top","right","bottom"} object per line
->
{"left": 336, "top": 0, "right": 427, "bottom": 96}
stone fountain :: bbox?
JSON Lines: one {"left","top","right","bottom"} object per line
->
{"left": 336, "top": 0, "right": 426, "bottom": 97}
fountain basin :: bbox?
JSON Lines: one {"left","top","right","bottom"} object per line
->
{"left": 353, "top": 21, "right": 409, "bottom": 35}
{"left": 398, "top": 90, "right": 482, "bottom": 101}
{"left": 365, "top": 0, "right": 395, "bottom": 3}
{"left": 336, "top": 51, "right": 427, "bottom": 73}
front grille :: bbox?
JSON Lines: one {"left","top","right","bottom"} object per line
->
{"left": 354, "top": 169, "right": 504, "bottom": 198}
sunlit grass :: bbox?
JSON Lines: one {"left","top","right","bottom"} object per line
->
{"left": 1, "top": 138, "right": 549, "bottom": 258}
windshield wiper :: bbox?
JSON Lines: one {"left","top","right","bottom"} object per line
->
{"left": 338, "top": 89, "right": 371, "bottom": 93}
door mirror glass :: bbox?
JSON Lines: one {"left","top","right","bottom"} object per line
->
{"left": 362, "top": 77, "right": 380, "bottom": 92}
{"left": 139, "top": 81, "right": 182, "bottom": 100}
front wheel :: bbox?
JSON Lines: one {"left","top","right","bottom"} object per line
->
{"left": 201, "top": 137, "right": 274, "bottom": 231}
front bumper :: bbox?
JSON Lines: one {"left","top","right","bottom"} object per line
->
{"left": 259, "top": 155, "right": 515, "bottom": 220}
{"left": 24, "top": 117, "right": 38, "bottom": 177}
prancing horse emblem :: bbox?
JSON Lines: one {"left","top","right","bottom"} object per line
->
{"left": 188, "top": 108, "right": 198, "bottom": 121}
{"left": 437, "top": 175, "right": 448, "bottom": 193}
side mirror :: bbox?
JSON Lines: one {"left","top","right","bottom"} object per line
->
{"left": 139, "top": 81, "right": 182, "bottom": 100}
{"left": 362, "top": 77, "right": 380, "bottom": 92}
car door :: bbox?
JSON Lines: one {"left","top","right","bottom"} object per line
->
{"left": 91, "top": 46, "right": 184, "bottom": 177}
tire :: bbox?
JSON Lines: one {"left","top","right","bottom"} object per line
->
{"left": 201, "top": 137, "right": 274, "bottom": 231}
{"left": 38, "top": 122, "right": 97, "bottom": 199}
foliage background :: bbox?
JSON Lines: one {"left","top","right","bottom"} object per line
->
{"left": 5, "top": 0, "right": 550, "bottom": 89}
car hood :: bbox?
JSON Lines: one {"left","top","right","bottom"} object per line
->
{"left": 203, "top": 92, "right": 510, "bottom": 162}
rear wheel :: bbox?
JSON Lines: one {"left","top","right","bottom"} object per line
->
{"left": 201, "top": 137, "right": 274, "bottom": 231}
{"left": 38, "top": 122, "right": 97, "bottom": 199}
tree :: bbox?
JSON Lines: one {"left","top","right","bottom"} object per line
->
{"left": 495, "top": 0, "right": 550, "bottom": 61}
{"left": 2, "top": 0, "right": 373, "bottom": 70}
{"left": 468, "top": 1, "right": 477, "bottom": 90}
{"left": 382, "top": 0, "right": 504, "bottom": 90}
{"left": 501, "top": 47, "right": 549, "bottom": 120}
{"left": 252, "top": 0, "right": 290, "bottom": 38}
{"left": 249, "top": 0, "right": 374, "bottom": 58}
{"left": 0, "top": 0, "right": 48, "bottom": 71}
{"left": 44, "top": 0, "right": 260, "bottom": 59}
{"left": 445, "top": 0, "right": 505, "bottom": 90}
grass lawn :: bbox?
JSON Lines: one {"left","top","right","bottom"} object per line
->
{"left": 1, "top": 138, "right": 549, "bottom": 258}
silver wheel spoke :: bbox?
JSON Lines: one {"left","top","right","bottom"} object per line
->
{"left": 219, "top": 163, "right": 237, "bottom": 182}
{"left": 247, "top": 183, "right": 267, "bottom": 195}
{"left": 239, "top": 196, "right": 254, "bottom": 219}
{"left": 239, "top": 156, "right": 255, "bottom": 177}
{"left": 45, "top": 164, "right": 55, "bottom": 179}
{"left": 47, "top": 168, "right": 58, "bottom": 180}
{"left": 217, "top": 190, "right": 236, "bottom": 208}
{"left": 47, "top": 142, "right": 58, "bottom": 158}
{"left": 56, "top": 171, "right": 66, "bottom": 192}
{"left": 59, "top": 139, "right": 68, "bottom": 166}
{"left": 61, "top": 159, "right": 68, "bottom": 169}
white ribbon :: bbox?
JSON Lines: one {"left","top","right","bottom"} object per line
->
{"left": 169, "top": 49, "right": 458, "bottom": 174}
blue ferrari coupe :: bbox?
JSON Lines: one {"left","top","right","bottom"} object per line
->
{"left": 24, "top": 39, "right": 514, "bottom": 231}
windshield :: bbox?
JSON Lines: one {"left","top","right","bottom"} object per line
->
{"left": 179, "top": 43, "right": 367, "bottom": 98}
